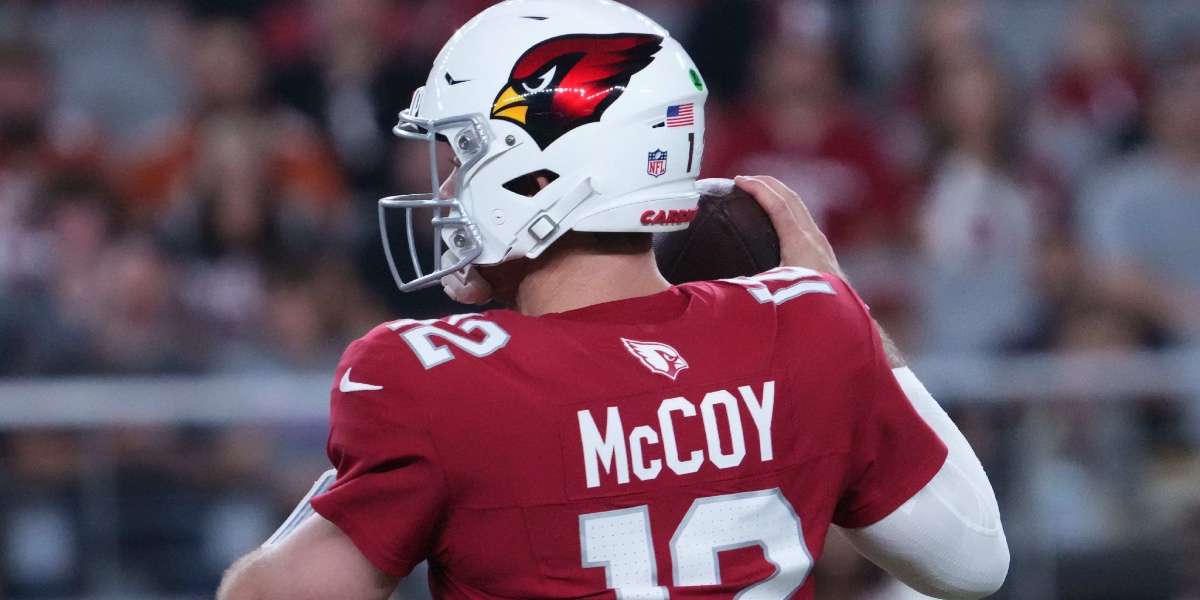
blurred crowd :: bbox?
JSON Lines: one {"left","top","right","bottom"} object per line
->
{"left": 1, "top": 0, "right": 1199, "bottom": 598}
{"left": 1, "top": 0, "right": 1199, "bottom": 373}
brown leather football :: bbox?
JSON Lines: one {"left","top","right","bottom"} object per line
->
{"left": 654, "top": 178, "right": 780, "bottom": 284}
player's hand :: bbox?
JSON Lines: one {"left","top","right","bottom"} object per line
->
{"left": 734, "top": 175, "right": 846, "bottom": 280}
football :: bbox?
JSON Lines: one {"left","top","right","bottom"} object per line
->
{"left": 653, "top": 178, "right": 781, "bottom": 284}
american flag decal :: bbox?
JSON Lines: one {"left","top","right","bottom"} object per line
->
{"left": 666, "top": 103, "right": 694, "bottom": 127}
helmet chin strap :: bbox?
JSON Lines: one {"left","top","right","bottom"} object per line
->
{"left": 440, "top": 250, "right": 493, "bottom": 305}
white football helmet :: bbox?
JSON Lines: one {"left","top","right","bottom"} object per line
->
{"left": 379, "top": 0, "right": 707, "bottom": 296}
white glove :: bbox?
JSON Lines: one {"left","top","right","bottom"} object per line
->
{"left": 440, "top": 250, "right": 492, "bottom": 305}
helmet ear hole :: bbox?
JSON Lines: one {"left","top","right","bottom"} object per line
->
{"left": 501, "top": 169, "right": 560, "bottom": 197}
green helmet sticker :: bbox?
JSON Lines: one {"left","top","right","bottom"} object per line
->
{"left": 689, "top": 68, "right": 703, "bottom": 91}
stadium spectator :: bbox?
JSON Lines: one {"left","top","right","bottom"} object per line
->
{"left": 121, "top": 18, "right": 347, "bottom": 229}
{"left": 908, "top": 0, "right": 989, "bottom": 87}
{"left": 704, "top": 14, "right": 908, "bottom": 253}
{"left": 0, "top": 176, "right": 126, "bottom": 374}
{"left": 266, "top": 0, "right": 426, "bottom": 193}
{"left": 91, "top": 236, "right": 197, "bottom": 373}
{"left": 0, "top": 39, "right": 104, "bottom": 294}
{"left": 1078, "top": 41, "right": 1200, "bottom": 346}
{"left": 914, "top": 52, "right": 1065, "bottom": 353}
{"left": 259, "top": 0, "right": 461, "bottom": 316}
{"left": 209, "top": 254, "right": 388, "bottom": 372}
{"left": 886, "top": 0, "right": 991, "bottom": 176}
{"left": 1032, "top": 0, "right": 1149, "bottom": 185}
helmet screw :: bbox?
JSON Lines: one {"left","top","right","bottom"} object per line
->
{"left": 453, "top": 232, "right": 468, "bottom": 248}
{"left": 457, "top": 136, "right": 472, "bottom": 151}
{"left": 505, "top": 135, "right": 516, "bottom": 146}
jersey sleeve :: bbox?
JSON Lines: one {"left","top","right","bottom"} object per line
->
{"left": 309, "top": 335, "right": 449, "bottom": 577}
{"left": 828, "top": 279, "right": 949, "bottom": 529}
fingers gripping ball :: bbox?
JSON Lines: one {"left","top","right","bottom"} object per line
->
{"left": 653, "top": 178, "right": 781, "bottom": 284}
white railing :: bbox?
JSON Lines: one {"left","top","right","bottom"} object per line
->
{"left": 1, "top": 348, "right": 1198, "bottom": 427}
{"left": 0, "top": 372, "right": 333, "bottom": 427}
{"left": 910, "top": 346, "right": 1200, "bottom": 402}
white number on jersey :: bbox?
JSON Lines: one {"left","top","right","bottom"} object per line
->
{"left": 723, "top": 267, "right": 836, "bottom": 305}
{"left": 386, "top": 313, "right": 510, "bottom": 369}
{"left": 580, "top": 489, "right": 813, "bottom": 599}
{"left": 580, "top": 507, "right": 668, "bottom": 600}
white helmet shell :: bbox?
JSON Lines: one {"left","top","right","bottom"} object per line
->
{"left": 379, "top": 0, "right": 707, "bottom": 291}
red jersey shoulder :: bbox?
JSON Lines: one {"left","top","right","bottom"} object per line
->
{"left": 327, "top": 311, "right": 523, "bottom": 440}
{"left": 756, "top": 269, "right": 873, "bottom": 336}
{"left": 685, "top": 268, "right": 869, "bottom": 326}
{"left": 331, "top": 309, "right": 546, "bottom": 406}
{"left": 684, "top": 268, "right": 877, "bottom": 368}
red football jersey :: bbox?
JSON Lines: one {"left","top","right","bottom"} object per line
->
{"left": 310, "top": 268, "right": 947, "bottom": 599}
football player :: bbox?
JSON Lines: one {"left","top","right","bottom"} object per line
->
{"left": 219, "top": 2, "right": 1009, "bottom": 599}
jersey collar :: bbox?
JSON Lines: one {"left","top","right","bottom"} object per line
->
{"left": 542, "top": 285, "right": 691, "bottom": 325}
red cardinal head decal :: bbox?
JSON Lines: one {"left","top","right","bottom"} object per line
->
{"left": 491, "top": 33, "right": 662, "bottom": 149}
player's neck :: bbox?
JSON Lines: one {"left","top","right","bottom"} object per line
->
{"left": 515, "top": 249, "right": 671, "bottom": 317}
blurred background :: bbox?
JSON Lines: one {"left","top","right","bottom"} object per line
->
{"left": 0, "top": 0, "right": 1198, "bottom": 598}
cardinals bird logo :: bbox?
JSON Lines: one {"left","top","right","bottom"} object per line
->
{"left": 621, "top": 338, "right": 689, "bottom": 380}
{"left": 491, "top": 33, "right": 663, "bottom": 150}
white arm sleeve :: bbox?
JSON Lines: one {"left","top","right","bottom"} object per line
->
{"left": 836, "top": 368, "right": 1009, "bottom": 600}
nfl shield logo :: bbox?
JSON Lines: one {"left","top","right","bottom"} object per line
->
{"left": 647, "top": 149, "right": 667, "bottom": 177}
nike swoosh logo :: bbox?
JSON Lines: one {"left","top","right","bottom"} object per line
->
{"left": 339, "top": 368, "right": 383, "bottom": 393}
{"left": 445, "top": 72, "right": 471, "bottom": 86}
